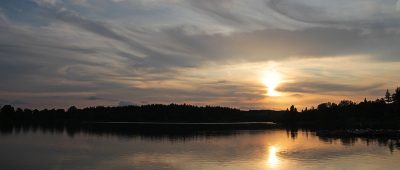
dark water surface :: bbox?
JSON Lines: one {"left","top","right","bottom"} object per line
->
{"left": 1, "top": 126, "right": 400, "bottom": 170}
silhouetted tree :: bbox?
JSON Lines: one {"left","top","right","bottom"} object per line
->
{"left": 338, "top": 100, "right": 356, "bottom": 107}
{"left": 289, "top": 105, "right": 298, "bottom": 113}
{"left": 1, "top": 105, "right": 14, "bottom": 114}
{"left": 393, "top": 87, "right": 400, "bottom": 104}
{"left": 68, "top": 106, "right": 78, "bottom": 113}
{"left": 317, "top": 102, "right": 334, "bottom": 110}
{"left": 385, "top": 89, "right": 392, "bottom": 103}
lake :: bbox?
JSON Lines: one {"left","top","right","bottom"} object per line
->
{"left": 0, "top": 126, "right": 399, "bottom": 170}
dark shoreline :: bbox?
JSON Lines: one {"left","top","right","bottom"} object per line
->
{"left": 90, "top": 121, "right": 276, "bottom": 125}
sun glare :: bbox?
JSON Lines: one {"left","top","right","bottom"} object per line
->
{"left": 263, "top": 70, "right": 282, "bottom": 96}
{"left": 267, "top": 146, "right": 280, "bottom": 168}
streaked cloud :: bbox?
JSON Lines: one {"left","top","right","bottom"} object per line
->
{"left": 0, "top": 0, "right": 399, "bottom": 109}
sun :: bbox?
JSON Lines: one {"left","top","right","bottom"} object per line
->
{"left": 262, "top": 70, "right": 282, "bottom": 96}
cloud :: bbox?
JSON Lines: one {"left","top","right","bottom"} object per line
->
{"left": 397, "top": 0, "right": 400, "bottom": 11}
{"left": 85, "top": 96, "right": 103, "bottom": 100}
{"left": 268, "top": 0, "right": 400, "bottom": 26}
{"left": 151, "top": 26, "right": 400, "bottom": 62}
{"left": 33, "top": 0, "right": 59, "bottom": 6}
{"left": 5, "top": 0, "right": 399, "bottom": 64}
{"left": 118, "top": 101, "right": 136, "bottom": 106}
{"left": 184, "top": 0, "right": 312, "bottom": 31}
{"left": 0, "top": 0, "right": 400, "bottom": 109}
{"left": 278, "top": 82, "right": 384, "bottom": 94}
{"left": 0, "top": 99, "right": 28, "bottom": 106}
{"left": 70, "top": 0, "right": 88, "bottom": 5}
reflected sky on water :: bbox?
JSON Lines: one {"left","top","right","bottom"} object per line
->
{"left": 0, "top": 129, "right": 399, "bottom": 170}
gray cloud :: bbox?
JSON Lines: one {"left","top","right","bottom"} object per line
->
{"left": 1, "top": 0, "right": 400, "bottom": 108}
{"left": 268, "top": 0, "right": 400, "bottom": 26}
{"left": 118, "top": 101, "right": 136, "bottom": 106}
{"left": 188, "top": 0, "right": 248, "bottom": 25}
{"left": 0, "top": 99, "right": 29, "bottom": 107}
{"left": 150, "top": 26, "right": 400, "bottom": 62}
{"left": 85, "top": 96, "right": 103, "bottom": 100}
{"left": 278, "top": 82, "right": 384, "bottom": 94}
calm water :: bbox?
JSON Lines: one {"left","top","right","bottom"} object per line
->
{"left": 1, "top": 128, "right": 399, "bottom": 170}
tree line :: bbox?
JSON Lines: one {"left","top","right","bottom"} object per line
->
{"left": 283, "top": 87, "right": 400, "bottom": 128}
{"left": 1, "top": 87, "right": 400, "bottom": 128}
{"left": 0, "top": 103, "right": 281, "bottom": 124}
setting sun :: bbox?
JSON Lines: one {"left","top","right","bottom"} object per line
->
{"left": 263, "top": 70, "right": 282, "bottom": 96}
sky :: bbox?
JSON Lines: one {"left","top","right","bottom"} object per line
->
{"left": 1, "top": 0, "right": 400, "bottom": 110}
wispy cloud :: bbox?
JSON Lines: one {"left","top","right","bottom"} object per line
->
{"left": 0, "top": 0, "right": 400, "bottom": 109}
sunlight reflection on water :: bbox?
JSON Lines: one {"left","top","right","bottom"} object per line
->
{"left": 267, "top": 146, "right": 280, "bottom": 168}
{"left": 0, "top": 129, "right": 399, "bottom": 170}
